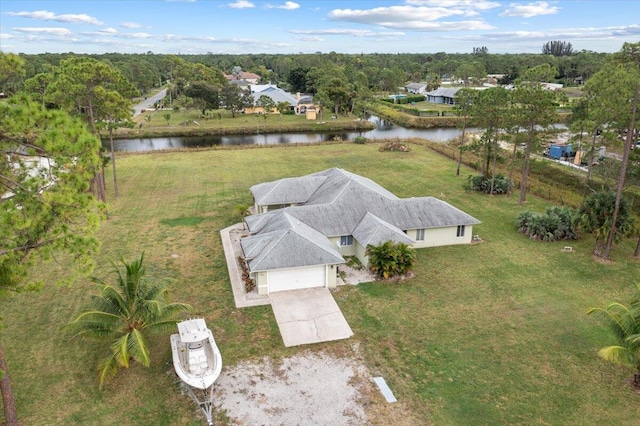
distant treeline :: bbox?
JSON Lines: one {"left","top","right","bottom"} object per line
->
{"left": 15, "top": 50, "right": 611, "bottom": 94}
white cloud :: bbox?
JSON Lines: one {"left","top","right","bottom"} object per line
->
{"left": 0, "top": 33, "right": 14, "bottom": 39}
{"left": 228, "top": 0, "right": 255, "bottom": 8}
{"left": 290, "top": 28, "right": 406, "bottom": 38}
{"left": 329, "top": 6, "right": 464, "bottom": 23}
{"left": 447, "top": 24, "right": 640, "bottom": 43}
{"left": 277, "top": 1, "right": 300, "bottom": 10}
{"left": 295, "top": 36, "right": 324, "bottom": 42}
{"left": 6, "top": 10, "right": 103, "bottom": 25}
{"left": 13, "top": 27, "right": 73, "bottom": 36}
{"left": 130, "top": 32, "right": 153, "bottom": 38}
{"left": 405, "top": 0, "right": 500, "bottom": 10}
{"left": 121, "top": 22, "right": 142, "bottom": 29}
{"left": 327, "top": 5, "right": 493, "bottom": 31}
{"left": 500, "top": 2, "right": 559, "bottom": 18}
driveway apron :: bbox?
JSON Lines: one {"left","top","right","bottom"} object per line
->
{"left": 269, "top": 288, "right": 353, "bottom": 347}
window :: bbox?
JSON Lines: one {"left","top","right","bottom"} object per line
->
{"left": 340, "top": 235, "right": 353, "bottom": 246}
{"left": 416, "top": 228, "right": 425, "bottom": 241}
{"left": 456, "top": 225, "right": 465, "bottom": 237}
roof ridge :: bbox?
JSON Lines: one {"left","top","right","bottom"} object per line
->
{"left": 290, "top": 226, "right": 343, "bottom": 262}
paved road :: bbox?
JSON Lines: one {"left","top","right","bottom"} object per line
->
{"left": 132, "top": 88, "right": 167, "bottom": 117}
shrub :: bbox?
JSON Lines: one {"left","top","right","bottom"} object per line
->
{"left": 466, "top": 174, "right": 512, "bottom": 194}
{"left": 517, "top": 206, "right": 578, "bottom": 241}
{"left": 354, "top": 136, "right": 367, "bottom": 144}
{"left": 366, "top": 241, "right": 416, "bottom": 279}
{"left": 380, "top": 141, "right": 410, "bottom": 152}
{"left": 237, "top": 256, "right": 255, "bottom": 292}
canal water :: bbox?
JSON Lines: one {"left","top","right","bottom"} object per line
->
{"left": 109, "top": 115, "right": 477, "bottom": 152}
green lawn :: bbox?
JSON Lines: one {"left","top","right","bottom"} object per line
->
{"left": 118, "top": 107, "right": 372, "bottom": 138}
{"left": 2, "top": 142, "right": 639, "bottom": 425}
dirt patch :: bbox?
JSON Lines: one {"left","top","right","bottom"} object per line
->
{"left": 214, "top": 350, "right": 371, "bottom": 425}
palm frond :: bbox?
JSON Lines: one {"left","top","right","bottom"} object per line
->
{"left": 97, "top": 352, "right": 120, "bottom": 390}
{"left": 127, "top": 329, "right": 150, "bottom": 367}
{"left": 587, "top": 303, "right": 639, "bottom": 342}
{"left": 598, "top": 345, "right": 638, "bottom": 368}
{"left": 67, "top": 310, "right": 123, "bottom": 339}
{"left": 110, "top": 334, "right": 131, "bottom": 368}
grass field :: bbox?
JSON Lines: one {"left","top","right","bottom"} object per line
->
{"left": 114, "top": 107, "right": 374, "bottom": 139}
{"left": 2, "top": 142, "right": 639, "bottom": 425}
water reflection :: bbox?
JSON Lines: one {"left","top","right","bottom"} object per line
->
{"left": 109, "top": 115, "right": 478, "bottom": 152}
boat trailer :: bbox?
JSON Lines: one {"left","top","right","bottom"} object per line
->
{"left": 179, "top": 381, "right": 215, "bottom": 426}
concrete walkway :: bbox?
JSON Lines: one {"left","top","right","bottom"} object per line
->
{"left": 269, "top": 288, "right": 353, "bottom": 347}
{"left": 220, "top": 224, "right": 270, "bottom": 308}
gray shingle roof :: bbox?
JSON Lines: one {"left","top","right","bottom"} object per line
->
{"left": 242, "top": 168, "right": 481, "bottom": 271}
{"left": 426, "top": 87, "right": 461, "bottom": 98}
{"left": 250, "top": 87, "right": 298, "bottom": 106}
{"left": 250, "top": 176, "right": 327, "bottom": 205}
{"left": 241, "top": 212, "right": 344, "bottom": 271}
{"left": 352, "top": 212, "right": 415, "bottom": 247}
{"left": 406, "top": 83, "right": 426, "bottom": 90}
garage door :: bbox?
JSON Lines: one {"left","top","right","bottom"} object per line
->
{"left": 268, "top": 266, "right": 326, "bottom": 293}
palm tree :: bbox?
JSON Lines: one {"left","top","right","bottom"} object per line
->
{"left": 366, "top": 241, "right": 416, "bottom": 280}
{"left": 574, "top": 191, "right": 635, "bottom": 257}
{"left": 235, "top": 204, "right": 251, "bottom": 229}
{"left": 67, "top": 253, "right": 192, "bottom": 389}
{"left": 588, "top": 283, "right": 640, "bottom": 388}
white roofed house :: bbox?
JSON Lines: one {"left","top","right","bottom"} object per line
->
{"left": 243, "top": 85, "right": 297, "bottom": 114}
{"left": 405, "top": 83, "right": 428, "bottom": 95}
{"left": 426, "top": 87, "right": 462, "bottom": 105}
{"left": 241, "top": 168, "right": 480, "bottom": 295}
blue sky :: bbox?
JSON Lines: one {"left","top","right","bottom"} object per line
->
{"left": 1, "top": 1, "right": 638, "bottom": 55}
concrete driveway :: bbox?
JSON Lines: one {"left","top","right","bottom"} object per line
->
{"left": 269, "top": 288, "right": 353, "bottom": 347}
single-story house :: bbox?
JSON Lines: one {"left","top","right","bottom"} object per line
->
{"left": 244, "top": 86, "right": 320, "bottom": 118}
{"left": 240, "top": 168, "right": 480, "bottom": 295}
{"left": 426, "top": 87, "right": 461, "bottom": 105}
{"left": 405, "top": 83, "right": 428, "bottom": 95}
{"left": 244, "top": 85, "right": 297, "bottom": 114}
{"left": 225, "top": 71, "right": 260, "bottom": 84}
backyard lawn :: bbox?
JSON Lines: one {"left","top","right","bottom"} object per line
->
{"left": 1, "top": 142, "right": 639, "bottom": 425}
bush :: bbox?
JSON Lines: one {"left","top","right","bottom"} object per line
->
{"left": 380, "top": 141, "right": 410, "bottom": 152}
{"left": 366, "top": 241, "right": 416, "bottom": 279}
{"left": 517, "top": 206, "right": 578, "bottom": 241}
{"left": 466, "top": 174, "right": 512, "bottom": 194}
{"left": 237, "top": 256, "right": 255, "bottom": 292}
{"left": 354, "top": 136, "right": 367, "bottom": 144}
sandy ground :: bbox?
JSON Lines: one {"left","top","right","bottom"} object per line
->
{"left": 214, "top": 350, "right": 371, "bottom": 425}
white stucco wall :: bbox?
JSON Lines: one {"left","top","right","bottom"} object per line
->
{"left": 408, "top": 226, "right": 474, "bottom": 248}
{"left": 255, "top": 271, "right": 268, "bottom": 295}
{"left": 329, "top": 236, "right": 357, "bottom": 256}
{"left": 354, "top": 241, "right": 369, "bottom": 267}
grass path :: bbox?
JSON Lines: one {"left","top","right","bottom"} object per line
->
{"left": 1, "top": 142, "right": 639, "bottom": 425}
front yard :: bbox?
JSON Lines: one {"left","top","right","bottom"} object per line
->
{"left": 1, "top": 142, "right": 639, "bottom": 424}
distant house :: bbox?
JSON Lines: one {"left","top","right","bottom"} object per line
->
{"left": 295, "top": 94, "right": 319, "bottom": 120}
{"left": 241, "top": 168, "right": 480, "bottom": 294}
{"left": 244, "top": 85, "right": 297, "bottom": 114}
{"left": 245, "top": 86, "right": 319, "bottom": 118}
{"left": 426, "top": 87, "right": 461, "bottom": 105}
{"left": 225, "top": 71, "right": 260, "bottom": 84}
{"left": 405, "top": 83, "right": 427, "bottom": 95}
{"left": 541, "top": 82, "right": 564, "bottom": 91}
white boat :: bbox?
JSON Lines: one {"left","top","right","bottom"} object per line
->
{"left": 170, "top": 318, "right": 222, "bottom": 390}
{"left": 171, "top": 319, "right": 222, "bottom": 425}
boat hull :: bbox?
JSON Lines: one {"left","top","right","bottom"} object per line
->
{"left": 170, "top": 320, "right": 222, "bottom": 390}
